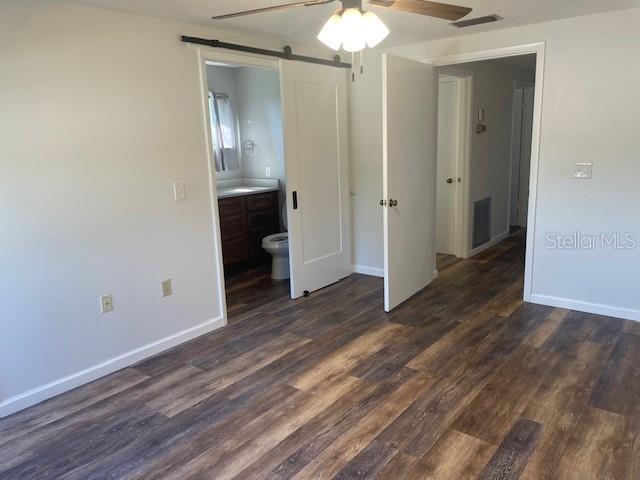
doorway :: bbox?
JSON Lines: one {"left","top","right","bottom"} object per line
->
{"left": 434, "top": 54, "right": 537, "bottom": 264}
{"left": 198, "top": 49, "right": 352, "bottom": 322}
{"left": 382, "top": 44, "right": 544, "bottom": 311}
{"left": 205, "top": 61, "right": 289, "bottom": 304}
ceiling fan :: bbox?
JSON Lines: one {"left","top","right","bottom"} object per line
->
{"left": 211, "top": 0, "right": 472, "bottom": 52}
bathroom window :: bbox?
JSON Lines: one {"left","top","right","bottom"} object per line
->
{"left": 208, "top": 92, "right": 240, "bottom": 172}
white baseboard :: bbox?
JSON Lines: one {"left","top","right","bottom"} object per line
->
{"left": 465, "top": 231, "right": 509, "bottom": 258}
{"left": 353, "top": 265, "right": 385, "bottom": 278}
{"left": 0, "top": 316, "right": 226, "bottom": 418}
{"left": 530, "top": 294, "right": 640, "bottom": 323}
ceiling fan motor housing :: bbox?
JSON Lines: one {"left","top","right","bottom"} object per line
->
{"left": 341, "top": 0, "right": 364, "bottom": 10}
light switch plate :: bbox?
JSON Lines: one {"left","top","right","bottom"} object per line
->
{"left": 574, "top": 162, "right": 593, "bottom": 179}
{"left": 162, "top": 279, "right": 173, "bottom": 297}
{"left": 173, "top": 181, "right": 186, "bottom": 201}
{"left": 100, "top": 295, "right": 113, "bottom": 314}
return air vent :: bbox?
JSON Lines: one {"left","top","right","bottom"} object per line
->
{"left": 473, "top": 197, "right": 491, "bottom": 248}
{"left": 451, "top": 14, "right": 502, "bottom": 28}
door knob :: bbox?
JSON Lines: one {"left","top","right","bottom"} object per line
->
{"left": 379, "top": 199, "right": 387, "bottom": 206}
{"left": 446, "top": 178, "right": 454, "bottom": 184}
{"left": 389, "top": 199, "right": 398, "bottom": 207}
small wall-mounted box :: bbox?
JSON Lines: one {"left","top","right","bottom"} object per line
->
{"left": 573, "top": 162, "right": 593, "bottom": 179}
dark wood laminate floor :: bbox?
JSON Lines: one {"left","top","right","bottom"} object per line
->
{"left": 2, "top": 234, "right": 639, "bottom": 479}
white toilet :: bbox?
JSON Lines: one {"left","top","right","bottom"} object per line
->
{"left": 262, "top": 204, "right": 289, "bottom": 280}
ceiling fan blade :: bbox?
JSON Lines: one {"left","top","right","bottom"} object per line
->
{"left": 367, "top": 0, "right": 472, "bottom": 21}
{"left": 212, "top": 0, "right": 335, "bottom": 20}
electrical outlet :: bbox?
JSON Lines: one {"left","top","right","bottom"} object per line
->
{"left": 265, "top": 167, "right": 271, "bottom": 178}
{"left": 100, "top": 295, "right": 113, "bottom": 314}
{"left": 173, "top": 181, "right": 186, "bottom": 201}
{"left": 162, "top": 279, "right": 173, "bottom": 297}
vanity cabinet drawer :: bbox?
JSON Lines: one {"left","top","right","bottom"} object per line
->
{"left": 246, "top": 192, "right": 275, "bottom": 210}
{"left": 218, "top": 196, "right": 246, "bottom": 216}
{"left": 222, "top": 237, "right": 248, "bottom": 266}
{"left": 247, "top": 208, "right": 275, "bottom": 232}
{"left": 219, "top": 213, "right": 246, "bottom": 242}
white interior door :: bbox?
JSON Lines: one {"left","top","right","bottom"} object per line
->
{"left": 383, "top": 54, "right": 437, "bottom": 312}
{"left": 280, "top": 60, "right": 351, "bottom": 299}
{"left": 518, "top": 87, "right": 535, "bottom": 227}
{"left": 436, "top": 75, "right": 462, "bottom": 256}
{"left": 509, "top": 88, "right": 524, "bottom": 226}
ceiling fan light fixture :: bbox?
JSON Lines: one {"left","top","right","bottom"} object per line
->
{"left": 317, "top": 6, "right": 390, "bottom": 53}
{"left": 340, "top": 8, "right": 366, "bottom": 52}
{"left": 362, "top": 11, "right": 389, "bottom": 48}
{"left": 317, "top": 13, "right": 344, "bottom": 51}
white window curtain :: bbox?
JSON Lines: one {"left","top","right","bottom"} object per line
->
{"left": 208, "top": 92, "right": 240, "bottom": 172}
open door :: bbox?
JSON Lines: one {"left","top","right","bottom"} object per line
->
{"left": 383, "top": 54, "right": 437, "bottom": 312}
{"left": 280, "top": 60, "right": 351, "bottom": 299}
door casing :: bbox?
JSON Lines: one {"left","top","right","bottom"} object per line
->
{"left": 428, "top": 42, "right": 546, "bottom": 303}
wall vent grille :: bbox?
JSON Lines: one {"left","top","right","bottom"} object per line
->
{"left": 473, "top": 197, "right": 492, "bottom": 248}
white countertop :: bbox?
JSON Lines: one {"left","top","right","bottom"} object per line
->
{"left": 217, "top": 186, "right": 279, "bottom": 199}
{"left": 216, "top": 178, "right": 280, "bottom": 199}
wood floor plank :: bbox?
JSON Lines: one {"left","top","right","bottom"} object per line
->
{"left": 519, "top": 341, "right": 613, "bottom": 480}
{"left": 290, "top": 322, "right": 406, "bottom": 392}
{"left": 261, "top": 369, "right": 419, "bottom": 480}
{"left": 452, "top": 345, "right": 559, "bottom": 445}
{"left": 157, "top": 375, "right": 367, "bottom": 480}
{"left": 590, "top": 332, "right": 640, "bottom": 417}
{"left": 290, "top": 371, "right": 433, "bottom": 479}
{"left": 477, "top": 418, "right": 542, "bottom": 480}
{"left": 0, "top": 367, "right": 149, "bottom": 446}
{"left": 149, "top": 333, "right": 311, "bottom": 417}
{"left": 375, "top": 451, "right": 420, "bottom": 479}
{"left": 523, "top": 308, "right": 569, "bottom": 348}
{"left": 554, "top": 407, "right": 633, "bottom": 480}
{"left": 403, "top": 429, "right": 496, "bottom": 480}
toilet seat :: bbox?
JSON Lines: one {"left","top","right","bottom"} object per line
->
{"left": 262, "top": 232, "right": 288, "bottom": 248}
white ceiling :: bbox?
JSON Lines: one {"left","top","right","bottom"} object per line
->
{"left": 63, "top": 0, "right": 640, "bottom": 49}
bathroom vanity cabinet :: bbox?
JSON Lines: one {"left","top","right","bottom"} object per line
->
{"left": 218, "top": 190, "right": 279, "bottom": 267}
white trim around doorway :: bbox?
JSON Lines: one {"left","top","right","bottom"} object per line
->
{"left": 428, "top": 42, "right": 546, "bottom": 303}
{"left": 194, "top": 46, "right": 282, "bottom": 329}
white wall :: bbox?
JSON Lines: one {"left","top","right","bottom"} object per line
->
{"left": 0, "top": 1, "right": 307, "bottom": 416}
{"left": 351, "top": 7, "right": 640, "bottom": 320}
{"left": 235, "top": 67, "right": 286, "bottom": 227}
{"left": 454, "top": 60, "right": 535, "bottom": 242}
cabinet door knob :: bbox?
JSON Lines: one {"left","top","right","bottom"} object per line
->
{"left": 380, "top": 199, "right": 387, "bottom": 207}
{"left": 389, "top": 199, "right": 398, "bottom": 207}
{"left": 446, "top": 178, "right": 454, "bottom": 184}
